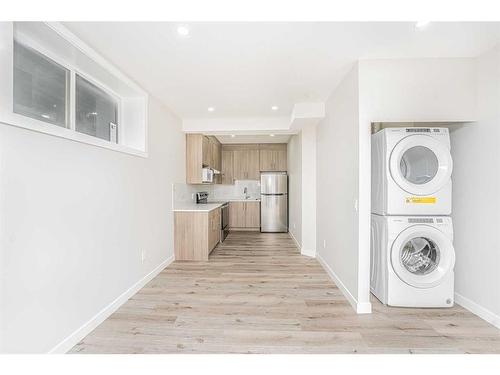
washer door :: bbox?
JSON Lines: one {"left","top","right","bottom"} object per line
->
{"left": 389, "top": 135, "right": 453, "bottom": 196}
{"left": 390, "top": 225, "right": 455, "bottom": 289}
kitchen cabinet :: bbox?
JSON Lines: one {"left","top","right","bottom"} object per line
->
{"left": 186, "top": 134, "right": 221, "bottom": 184}
{"left": 220, "top": 143, "right": 286, "bottom": 184}
{"left": 245, "top": 201, "right": 260, "bottom": 228}
{"left": 221, "top": 150, "right": 234, "bottom": 184}
{"left": 229, "top": 201, "right": 260, "bottom": 229}
{"left": 232, "top": 147, "right": 260, "bottom": 180}
{"left": 202, "top": 136, "right": 210, "bottom": 167}
{"left": 211, "top": 140, "right": 221, "bottom": 172}
{"left": 259, "top": 144, "right": 287, "bottom": 172}
{"left": 174, "top": 208, "right": 220, "bottom": 261}
{"left": 229, "top": 201, "right": 246, "bottom": 228}
{"left": 247, "top": 149, "right": 260, "bottom": 179}
{"left": 208, "top": 208, "right": 221, "bottom": 250}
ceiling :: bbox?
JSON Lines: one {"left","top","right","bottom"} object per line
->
{"left": 64, "top": 22, "right": 500, "bottom": 120}
{"left": 215, "top": 134, "right": 291, "bottom": 144}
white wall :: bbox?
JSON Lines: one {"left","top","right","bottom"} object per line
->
{"left": 287, "top": 132, "right": 302, "bottom": 247}
{"left": 183, "top": 116, "right": 290, "bottom": 133}
{"left": 355, "top": 57, "right": 478, "bottom": 314}
{"left": 0, "top": 97, "right": 185, "bottom": 353}
{"left": 451, "top": 47, "right": 500, "bottom": 327}
{"left": 358, "top": 58, "right": 477, "bottom": 123}
{"left": 316, "top": 64, "right": 364, "bottom": 312}
{"left": 314, "top": 58, "right": 478, "bottom": 314}
{"left": 300, "top": 126, "right": 317, "bottom": 257}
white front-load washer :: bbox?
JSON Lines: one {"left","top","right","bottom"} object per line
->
{"left": 372, "top": 127, "right": 453, "bottom": 215}
{"left": 370, "top": 214, "right": 455, "bottom": 308}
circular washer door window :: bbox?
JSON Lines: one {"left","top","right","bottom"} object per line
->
{"left": 400, "top": 237, "right": 440, "bottom": 275}
{"left": 391, "top": 225, "right": 455, "bottom": 289}
{"left": 390, "top": 135, "right": 453, "bottom": 196}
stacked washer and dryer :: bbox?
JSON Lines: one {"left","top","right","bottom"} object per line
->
{"left": 371, "top": 128, "right": 456, "bottom": 308}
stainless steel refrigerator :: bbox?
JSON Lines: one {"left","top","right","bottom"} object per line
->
{"left": 260, "top": 172, "right": 288, "bottom": 232}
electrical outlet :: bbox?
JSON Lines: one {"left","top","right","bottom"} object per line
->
{"left": 323, "top": 240, "right": 326, "bottom": 249}
{"left": 354, "top": 199, "right": 359, "bottom": 212}
{"left": 293, "top": 223, "right": 296, "bottom": 229}
{"left": 141, "top": 249, "right": 146, "bottom": 264}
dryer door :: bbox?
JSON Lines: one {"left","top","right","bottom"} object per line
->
{"left": 390, "top": 225, "right": 455, "bottom": 289}
{"left": 389, "top": 134, "right": 453, "bottom": 196}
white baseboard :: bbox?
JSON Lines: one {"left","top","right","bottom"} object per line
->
{"left": 288, "top": 231, "right": 301, "bottom": 250}
{"left": 48, "top": 255, "right": 174, "bottom": 354}
{"left": 455, "top": 292, "right": 500, "bottom": 330}
{"left": 316, "top": 253, "right": 372, "bottom": 314}
{"left": 301, "top": 248, "right": 316, "bottom": 258}
{"left": 289, "top": 231, "right": 316, "bottom": 258}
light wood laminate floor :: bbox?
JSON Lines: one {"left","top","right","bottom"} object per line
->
{"left": 70, "top": 231, "right": 500, "bottom": 354}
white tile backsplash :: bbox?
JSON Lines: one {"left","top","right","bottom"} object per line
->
{"left": 212, "top": 180, "right": 261, "bottom": 200}
{"left": 173, "top": 180, "right": 261, "bottom": 203}
{"left": 173, "top": 182, "right": 207, "bottom": 203}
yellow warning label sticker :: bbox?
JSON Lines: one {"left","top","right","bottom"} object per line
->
{"left": 406, "top": 197, "right": 437, "bottom": 204}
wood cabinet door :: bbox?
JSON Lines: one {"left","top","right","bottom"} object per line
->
{"left": 245, "top": 201, "right": 260, "bottom": 228}
{"left": 208, "top": 208, "right": 220, "bottom": 251}
{"left": 232, "top": 150, "right": 248, "bottom": 180}
{"left": 221, "top": 150, "right": 234, "bottom": 184}
{"left": 229, "top": 202, "right": 246, "bottom": 228}
{"left": 202, "top": 136, "right": 210, "bottom": 167}
{"left": 214, "top": 143, "right": 221, "bottom": 171}
{"left": 210, "top": 140, "right": 219, "bottom": 170}
{"left": 259, "top": 145, "right": 287, "bottom": 172}
{"left": 247, "top": 149, "right": 260, "bottom": 179}
{"left": 259, "top": 149, "right": 274, "bottom": 171}
{"left": 186, "top": 134, "right": 203, "bottom": 184}
{"left": 276, "top": 149, "right": 287, "bottom": 171}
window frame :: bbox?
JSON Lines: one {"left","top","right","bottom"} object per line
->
{"left": 13, "top": 39, "right": 71, "bottom": 129}
{"left": 73, "top": 72, "right": 122, "bottom": 143}
{"left": 2, "top": 22, "right": 148, "bottom": 158}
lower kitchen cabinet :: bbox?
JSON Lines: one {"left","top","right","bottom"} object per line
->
{"left": 229, "top": 201, "right": 260, "bottom": 230}
{"left": 174, "top": 208, "right": 220, "bottom": 261}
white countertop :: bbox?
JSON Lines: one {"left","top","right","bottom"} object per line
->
{"left": 209, "top": 198, "right": 260, "bottom": 203}
{"left": 173, "top": 202, "right": 225, "bottom": 212}
{"left": 173, "top": 198, "right": 260, "bottom": 212}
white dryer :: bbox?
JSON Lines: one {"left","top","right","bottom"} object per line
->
{"left": 370, "top": 214, "right": 455, "bottom": 308}
{"left": 372, "top": 127, "right": 453, "bottom": 215}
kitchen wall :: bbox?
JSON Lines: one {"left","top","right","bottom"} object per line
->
{"left": 450, "top": 46, "right": 500, "bottom": 328}
{"left": 316, "top": 63, "right": 364, "bottom": 312}
{"left": 173, "top": 180, "right": 260, "bottom": 204}
{"left": 287, "top": 132, "right": 302, "bottom": 247}
{"left": 0, "top": 97, "right": 185, "bottom": 353}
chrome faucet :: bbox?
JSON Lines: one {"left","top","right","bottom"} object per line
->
{"left": 244, "top": 187, "right": 249, "bottom": 199}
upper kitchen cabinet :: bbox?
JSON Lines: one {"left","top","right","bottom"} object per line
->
{"left": 259, "top": 144, "right": 287, "bottom": 172}
{"left": 233, "top": 146, "right": 260, "bottom": 180}
{"left": 221, "top": 150, "right": 234, "bottom": 184}
{"left": 202, "top": 136, "right": 210, "bottom": 167}
{"left": 186, "top": 134, "right": 221, "bottom": 184}
{"left": 211, "top": 139, "right": 221, "bottom": 172}
{"left": 222, "top": 144, "right": 260, "bottom": 182}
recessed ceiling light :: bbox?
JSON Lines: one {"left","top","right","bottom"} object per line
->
{"left": 177, "top": 25, "right": 190, "bottom": 36}
{"left": 271, "top": 105, "right": 278, "bottom": 111}
{"left": 231, "top": 134, "right": 236, "bottom": 138}
{"left": 415, "top": 21, "right": 430, "bottom": 29}
{"left": 207, "top": 107, "right": 215, "bottom": 112}
{"left": 270, "top": 134, "right": 275, "bottom": 137}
